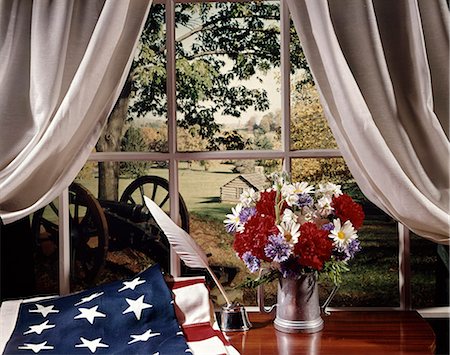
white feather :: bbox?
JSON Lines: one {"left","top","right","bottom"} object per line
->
{"left": 143, "top": 196, "right": 231, "bottom": 305}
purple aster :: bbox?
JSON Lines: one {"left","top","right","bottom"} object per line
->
{"left": 239, "top": 207, "right": 256, "bottom": 224}
{"left": 264, "top": 234, "right": 291, "bottom": 263}
{"left": 345, "top": 239, "right": 361, "bottom": 260}
{"left": 321, "top": 222, "right": 335, "bottom": 231}
{"left": 296, "top": 193, "right": 313, "bottom": 208}
{"left": 225, "top": 223, "right": 235, "bottom": 233}
{"left": 333, "top": 239, "right": 362, "bottom": 261}
{"left": 242, "top": 251, "right": 261, "bottom": 272}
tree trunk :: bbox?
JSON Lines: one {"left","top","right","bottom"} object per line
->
{"left": 96, "top": 77, "right": 132, "bottom": 201}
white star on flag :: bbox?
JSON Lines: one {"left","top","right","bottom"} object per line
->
{"left": 18, "top": 341, "right": 54, "bottom": 353}
{"left": 74, "top": 292, "right": 104, "bottom": 306}
{"left": 123, "top": 295, "right": 153, "bottom": 320}
{"left": 75, "top": 337, "right": 109, "bottom": 353}
{"left": 128, "top": 329, "right": 161, "bottom": 344}
{"left": 23, "top": 320, "right": 55, "bottom": 335}
{"left": 28, "top": 304, "right": 59, "bottom": 318}
{"left": 74, "top": 305, "right": 106, "bottom": 324}
{"left": 118, "top": 277, "right": 146, "bottom": 292}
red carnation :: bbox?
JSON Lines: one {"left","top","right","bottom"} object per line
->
{"left": 233, "top": 214, "right": 278, "bottom": 261}
{"left": 255, "top": 190, "right": 278, "bottom": 218}
{"left": 294, "top": 222, "right": 333, "bottom": 271}
{"left": 332, "top": 194, "right": 365, "bottom": 229}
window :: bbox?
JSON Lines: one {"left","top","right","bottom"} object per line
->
{"left": 38, "top": 0, "right": 442, "bottom": 313}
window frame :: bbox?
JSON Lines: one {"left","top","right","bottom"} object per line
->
{"left": 56, "top": 0, "right": 446, "bottom": 316}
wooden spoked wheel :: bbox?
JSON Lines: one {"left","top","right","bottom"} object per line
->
{"left": 32, "top": 183, "right": 109, "bottom": 290}
{"left": 119, "top": 175, "right": 190, "bottom": 233}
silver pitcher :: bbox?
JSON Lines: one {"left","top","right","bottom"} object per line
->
{"left": 258, "top": 272, "right": 339, "bottom": 333}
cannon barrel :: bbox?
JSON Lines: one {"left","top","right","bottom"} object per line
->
{"left": 98, "top": 200, "right": 151, "bottom": 223}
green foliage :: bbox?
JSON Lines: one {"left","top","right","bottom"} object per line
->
{"left": 129, "top": 2, "right": 309, "bottom": 144}
{"left": 119, "top": 126, "right": 151, "bottom": 177}
{"left": 321, "top": 259, "right": 350, "bottom": 286}
{"left": 237, "top": 268, "right": 279, "bottom": 289}
{"left": 211, "top": 130, "right": 249, "bottom": 151}
{"left": 232, "top": 160, "right": 255, "bottom": 174}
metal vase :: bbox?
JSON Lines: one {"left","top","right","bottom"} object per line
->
{"left": 274, "top": 273, "right": 323, "bottom": 333}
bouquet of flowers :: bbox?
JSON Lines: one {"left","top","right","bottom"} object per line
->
{"left": 224, "top": 172, "right": 365, "bottom": 285}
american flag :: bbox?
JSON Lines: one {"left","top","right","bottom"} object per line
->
{"left": 1, "top": 265, "right": 191, "bottom": 354}
{"left": 169, "top": 278, "right": 240, "bottom": 355}
{"left": 0, "top": 265, "right": 240, "bottom": 355}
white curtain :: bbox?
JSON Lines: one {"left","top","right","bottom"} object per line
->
{"left": 287, "top": 0, "right": 449, "bottom": 243}
{"left": 0, "top": 0, "right": 152, "bottom": 224}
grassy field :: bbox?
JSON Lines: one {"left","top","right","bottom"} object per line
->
{"left": 73, "top": 162, "right": 442, "bottom": 308}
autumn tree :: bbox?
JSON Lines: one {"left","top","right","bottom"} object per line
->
{"left": 290, "top": 79, "right": 352, "bottom": 184}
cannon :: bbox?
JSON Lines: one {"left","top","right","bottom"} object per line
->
{"left": 31, "top": 175, "right": 189, "bottom": 291}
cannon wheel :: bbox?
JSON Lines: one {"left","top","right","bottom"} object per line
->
{"left": 32, "top": 183, "right": 109, "bottom": 290}
{"left": 119, "top": 175, "right": 190, "bottom": 233}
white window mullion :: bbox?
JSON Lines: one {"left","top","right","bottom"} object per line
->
{"left": 280, "top": 0, "right": 291, "bottom": 172}
{"left": 399, "top": 223, "right": 411, "bottom": 310}
{"left": 89, "top": 149, "right": 342, "bottom": 162}
{"left": 58, "top": 187, "right": 70, "bottom": 295}
{"left": 166, "top": 0, "right": 181, "bottom": 276}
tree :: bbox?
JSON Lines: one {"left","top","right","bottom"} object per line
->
{"left": 258, "top": 114, "right": 272, "bottom": 134}
{"left": 232, "top": 160, "right": 255, "bottom": 174}
{"left": 246, "top": 116, "right": 257, "bottom": 132}
{"left": 95, "top": 2, "right": 310, "bottom": 200}
{"left": 290, "top": 81, "right": 352, "bottom": 184}
{"left": 120, "top": 126, "right": 151, "bottom": 178}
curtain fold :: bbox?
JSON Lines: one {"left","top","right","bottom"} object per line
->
{"left": 0, "top": 0, "right": 152, "bottom": 224}
{"left": 286, "top": 0, "right": 449, "bottom": 243}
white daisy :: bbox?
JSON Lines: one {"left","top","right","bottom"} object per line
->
{"left": 277, "top": 220, "right": 301, "bottom": 245}
{"left": 224, "top": 204, "right": 243, "bottom": 233}
{"left": 292, "top": 181, "right": 315, "bottom": 195}
{"left": 315, "top": 195, "right": 334, "bottom": 217}
{"left": 329, "top": 219, "right": 358, "bottom": 248}
{"left": 316, "top": 182, "right": 342, "bottom": 198}
{"left": 281, "top": 184, "right": 299, "bottom": 207}
{"left": 269, "top": 171, "right": 288, "bottom": 188}
{"left": 282, "top": 209, "right": 298, "bottom": 224}
{"left": 240, "top": 188, "right": 259, "bottom": 207}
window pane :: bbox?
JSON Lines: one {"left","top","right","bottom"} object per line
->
{"left": 411, "top": 233, "right": 449, "bottom": 308}
{"left": 96, "top": 4, "right": 168, "bottom": 153}
{"left": 33, "top": 161, "right": 171, "bottom": 294}
{"left": 178, "top": 159, "right": 281, "bottom": 305}
{"left": 175, "top": 1, "right": 282, "bottom": 152}
{"left": 292, "top": 158, "right": 400, "bottom": 307}
{"left": 290, "top": 21, "right": 337, "bottom": 150}
{"left": 33, "top": 195, "right": 60, "bottom": 294}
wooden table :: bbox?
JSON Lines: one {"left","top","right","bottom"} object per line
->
{"left": 225, "top": 311, "right": 435, "bottom": 355}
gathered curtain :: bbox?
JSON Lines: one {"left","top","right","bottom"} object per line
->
{"left": 0, "top": 0, "right": 152, "bottom": 224}
{"left": 286, "top": 0, "right": 449, "bottom": 243}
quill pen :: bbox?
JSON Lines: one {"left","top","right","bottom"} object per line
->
{"left": 143, "top": 196, "right": 231, "bottom": 305}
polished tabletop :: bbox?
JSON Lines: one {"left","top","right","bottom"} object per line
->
{"left": 225, "top": 311, "right": 435, "bottom": 355}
